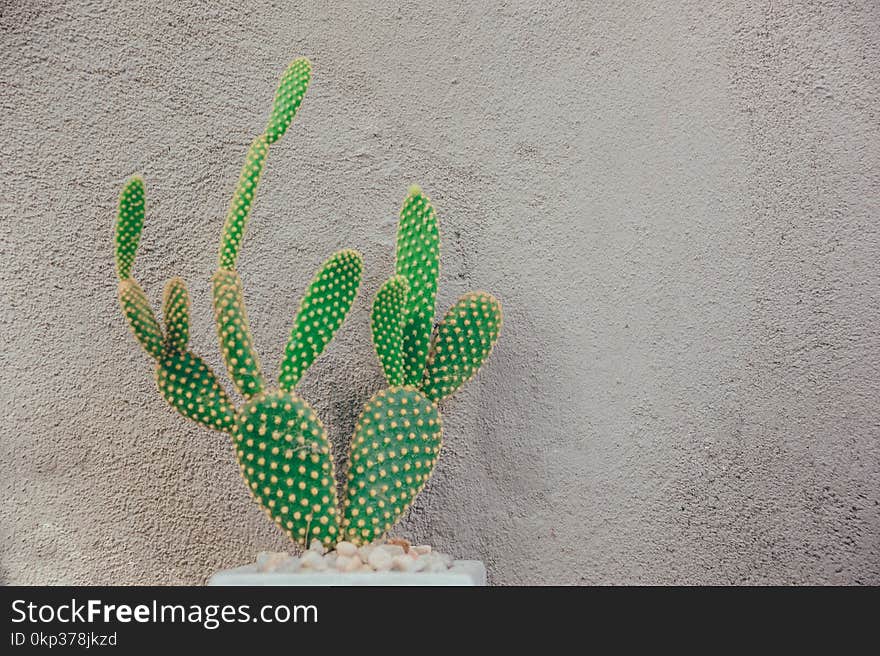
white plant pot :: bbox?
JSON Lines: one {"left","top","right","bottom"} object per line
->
{"left": 208, "top": 560, "right": 486, "bottom": 586}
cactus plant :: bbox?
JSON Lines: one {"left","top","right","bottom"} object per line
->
{"left": 340, "top": 185, "right": 503, "bottom": 544}
{"left": 115, "top": 58, "right": 363, "bottom": 546}
{"left": 115, "top": 58, "right": 502, "bottom": 551}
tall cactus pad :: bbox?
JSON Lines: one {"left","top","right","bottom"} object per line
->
{"left": 162, "top": 277, "right": 190, "bottom": 353}
{"left": 396, "top": 185, "right": 440, "bottom": 386}
{"left": 371, "top": 275, "right": 409, "bottom": 387}
{"left": 341, "top": 386, "right": 442, "bottom": 544}
{"left": 279, "top": 249, "right": 364, "bottom": 391}
{"left": 118, "top": 279, "right": 164, "bottom": 359}
{"left": 212, "top": 269, "right": 265, "bottom": 398}
{"left": 115, "top": 177, "right": 145, "bottom": 280}
{"left": 422, "top": 292, "right": 503, "bottom": 402}
{"left": 234, "top": 390, "right": 340, "bottom": 546}
{"left": 265, "top": 58, "right": 312, "bottom": 144}
{"left": 218, "top": 136, "right": 268, "bottom": 269}
{"left": 156, "top": 350, "right": 236, "bottom": 432}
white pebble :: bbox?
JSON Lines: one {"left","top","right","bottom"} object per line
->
{"left": 380, "top": 544, "right": 406, "bottom": 557}
{"left": 276, "top": 558, "right": 301, "bottom": 573}
{"left": 335, "top": 541, "right": 358, "bottom": 557}
{"left": 300, "top": 550, "right": 326, "bottom": 570}
{"left": 391, "top": 555, "right": 415, "bottom": 572}
{"left": 309, "top": 539, "right": 326, "bottom": 554}
{"left": 255, "top": 551, "right": 289, "bottom": 572}
{"left": 339, "top": 555, "right": 362, "bottom": 572}
{"left": 411, "top": 545, "right": 432, "bottom": 556}
{"left": 420, "top": 552, "right": 452, "bottom": 572}
{"left": 367, "top": 548, "right": 392, "bottom": 571}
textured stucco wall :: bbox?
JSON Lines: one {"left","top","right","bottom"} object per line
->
{"left": 2, "top": 0, "right": 878, "bottom": 585}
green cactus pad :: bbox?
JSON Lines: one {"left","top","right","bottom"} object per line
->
{"left": 371, "top": 275, "right": 409, "bottom": 387}
{"left": 212, "top": 268, "right": 265, "bottom": 399}
{"left": 421, "top": 292, "right": 503, "bottom": 402}
{"left": 278, "top": 249, "right": 364, "bottom": 391}
{"left": 265, "top": 58, "right": 312, "bottom": 144}
{"left": 118, "top": 279, "right": 164, "bottom": 360}
{"left": 233, "top": 390, "right": 339, "bottom": 546}
{"left": 115, "top": 176, "right": 145, "bottom": 280}
{"left": 218, "top": 136, "right": 268, "bottom": 270}
{"left": 156, "top": 349, "right": 236, "bottom": 432}
{"left": 162, "top": 277, "right": 190, "bottom": 353}
{"left": 341, "top": 386, "right": 442, "bottom": 545}
{"left": 395, "top": 185, "right": 440, "bottom": 386}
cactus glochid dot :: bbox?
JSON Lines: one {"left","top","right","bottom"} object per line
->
{"left": 116, "top": 58, "right": 502, "bottom": 550}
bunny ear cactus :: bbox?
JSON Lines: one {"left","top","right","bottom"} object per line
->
{"left": 279, "top": 249, "right": 364, "bottom": 391}
{"left": 342, "top": 386, "right": 443, "bottom": 543}
{"left": 115, "top": 58, "right": 502, "bottom": 551}
{"left": 370, "top": 275, "right": 409, "bottom": 387}
{"left": 114, "top": 58, "right": 365, "bottom": 547}
{"left": 396, "top": 185, "right": 441, "bottom": 386}
{"left": 115, "top": 177, "right": 237, "bottom": 433}
{"left": 341, "top": 186, "right": 503, "bottom": 544}
{"left": 421, "top": 291, "right": 503, "bottom": 402}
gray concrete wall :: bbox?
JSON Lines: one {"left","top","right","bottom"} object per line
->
{"left": 2, "top": 0, "right": 878, "bottom": 585}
